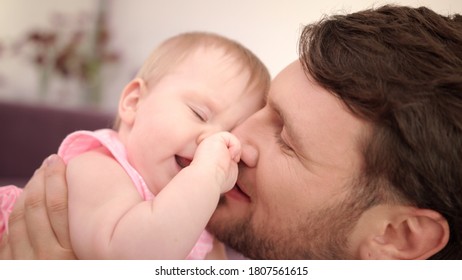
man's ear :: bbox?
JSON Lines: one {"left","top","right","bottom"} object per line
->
{"left": 118, "top": 78, "right": 147, "bottom": 126}
{"left": 357, "top": 206, "right": 449, "bottom": 260}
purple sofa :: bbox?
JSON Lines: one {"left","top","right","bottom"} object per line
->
{"left": 0, "top": 101, "right": 115, "bottom": 187}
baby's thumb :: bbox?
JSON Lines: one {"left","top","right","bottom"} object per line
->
{"left": 231, "top": 149, "right": 241, "bottom": 162}
{"left": 225, "top": 134, "right": 241, "bottom": 163}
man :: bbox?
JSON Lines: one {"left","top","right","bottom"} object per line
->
{"left": 1, "top": 5, "right": 461, "bottom": 259}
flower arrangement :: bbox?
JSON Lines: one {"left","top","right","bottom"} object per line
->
{"left": 12, "top": 0, "right": 119, "bottom": 106}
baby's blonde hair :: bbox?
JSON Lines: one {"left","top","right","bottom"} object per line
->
{"left": 114, "top": 32, "right": 270, "bottom": 129}
{"left": 137, "top": 31, "right": 270, "bottom": 95}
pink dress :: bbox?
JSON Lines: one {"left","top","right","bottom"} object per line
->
{"left": 0, "top": 129, "right": 213, "bottom": 259}
{"left": 0, "top": 185, "right": 22, "bottom": 238}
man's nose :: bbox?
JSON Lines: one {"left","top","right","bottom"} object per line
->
{"left": 231, "top": 111, "right": 263, "bottom": 168}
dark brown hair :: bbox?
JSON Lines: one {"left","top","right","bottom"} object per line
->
{"left": 299, "top": 5, "right": 462, "bottom": 259}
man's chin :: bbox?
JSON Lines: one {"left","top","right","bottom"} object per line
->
{"left": 208, "top": 196, "right": 239, "bottom": 232}
{"left": 207, "top": 199, "right": 258, "bottom": 259}
{"left": 212, "top": 194, "right": 249, "bottom": 219}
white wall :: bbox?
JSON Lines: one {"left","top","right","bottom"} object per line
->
{"left": 0, "top": 0, "right": 461, "bottom": 111}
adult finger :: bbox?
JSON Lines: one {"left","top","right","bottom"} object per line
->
{"left": 25, "top": 155, "right": 76, "bottom": 259}
{"left": 6, "top": 165, "right": 46, "bottom": 259}
{"left": 23, "top": 157, "right": 57, "bottom": 258}
{"left": 0, "top": 231, "right": 12, "bottom": 259}
{"left": 44, "top": 155, "right": 74, "bottom": 253}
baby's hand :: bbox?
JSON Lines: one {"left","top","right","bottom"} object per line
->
{"left": 191, "top": 132, "right": 241, "bottom": 193}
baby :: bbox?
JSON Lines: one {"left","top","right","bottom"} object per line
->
{"left": 0, "top": 31, "right": 270, "bottom": 259}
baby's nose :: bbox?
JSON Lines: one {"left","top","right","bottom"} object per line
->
{"left": 196, "top": 126, "right": 222, "bottom": 144}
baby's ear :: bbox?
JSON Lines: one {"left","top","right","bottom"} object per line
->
{"left": 118, "top": 78, "right": 147, "bottom": 126}
{"left": 357, "top": 206, "right": 449, "bottom": 259}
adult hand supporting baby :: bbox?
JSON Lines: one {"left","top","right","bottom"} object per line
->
{"left": 0, "top": 155, "right": 76, "bottom": 259}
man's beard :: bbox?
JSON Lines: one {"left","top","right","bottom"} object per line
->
{"left": 207, "top": 195, "right": 364, "bottom": 260}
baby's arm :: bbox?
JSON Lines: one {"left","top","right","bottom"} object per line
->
{"left": 66, "top": 148, "right": 148, "bottom": 259}
{"left": 149, "top": 131, "right": 241, "bottom": 256}
{"left": 66, "top": 132, "right": 240, "bottom": 259}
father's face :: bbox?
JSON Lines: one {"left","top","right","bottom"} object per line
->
{"left": 208, "top": 61, "right": 368, "bottom": 259}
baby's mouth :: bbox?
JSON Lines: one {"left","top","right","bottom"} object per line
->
{"left": 175, "top": 155, "right": 192, "bottom": 169}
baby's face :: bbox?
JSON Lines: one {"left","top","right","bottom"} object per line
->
{"left": 124, "top": 48, "right": 265, "bottom": 194}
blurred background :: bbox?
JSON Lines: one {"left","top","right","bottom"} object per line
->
{"left": 0, "top": 0, "right": 461, "bottom": 113}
